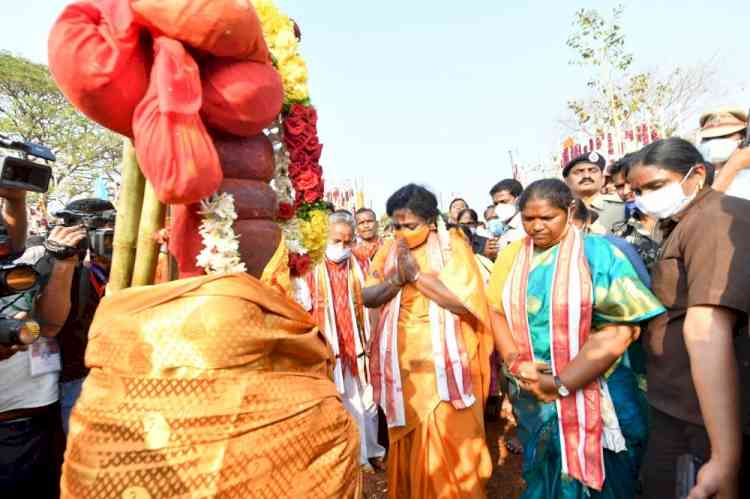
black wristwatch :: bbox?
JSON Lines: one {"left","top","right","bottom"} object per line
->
{"left": 553, "top": 375, "right": 571, "bottom": 397}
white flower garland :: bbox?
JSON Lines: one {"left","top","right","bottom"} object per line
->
{"left": 265, "top": 115, "right": 307, "bottom": 255}
{"left": 196, "top": 193, "right": 247, "bottom": 274}
{"left": 265, "top": 116, "right": 295, "bottom": 206}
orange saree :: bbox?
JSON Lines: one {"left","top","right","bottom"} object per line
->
{"left": 61, "top": 272, "right": 362, "bottom": 499}
{"left": 367, "top": 230, "right": 493, "bottom": 499}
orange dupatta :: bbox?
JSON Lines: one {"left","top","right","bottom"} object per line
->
{"left": 370, "top": 231, "right": 475, "bottom": 428}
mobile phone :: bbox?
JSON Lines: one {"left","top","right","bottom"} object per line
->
{"left": 675, "top": 453, "right": 703, "bottom": 499}
{"left": 0, "top": 156, "right": 52, "bottom": 193}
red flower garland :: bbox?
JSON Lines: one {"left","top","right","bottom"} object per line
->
{"left": 288, "top": 252, "right": 311, "bottom": 276}
{"left": 277, "top": 201, "right": 296, "bottom": 221}
{"left": 283, "top": 103, "right": 325, "bottom": 207}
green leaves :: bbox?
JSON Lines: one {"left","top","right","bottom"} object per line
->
{"left": 563, "top": 4, "right": 711, "bottom": 144}
{"left": 0, "top": 51, "right": 122, "bottom": 201}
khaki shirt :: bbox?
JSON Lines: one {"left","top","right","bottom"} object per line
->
{"left": 588, "top": 193, "right": 625, "bottom": 234}
{"left": 647, "top": 188, "right": 750, "bottom": 431}
{"left": 586, "top": 194, "right": 625, "bottom": 234}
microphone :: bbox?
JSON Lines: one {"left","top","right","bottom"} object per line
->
{"left": 0, "top": 318, "right": 41, "bottom": 346}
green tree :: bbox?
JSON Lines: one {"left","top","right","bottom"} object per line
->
{"left": 0, "top": 51, "right": 122, "bottom": 205}
{"left": 564, "top": 5, "right": 717, "bottom": 146}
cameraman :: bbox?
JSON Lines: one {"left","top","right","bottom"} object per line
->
{"left": 54, "top": 198, "right": 114, "bottom": 435}
{"left": 0, "top": 186, "right": 86, "bottom": 497}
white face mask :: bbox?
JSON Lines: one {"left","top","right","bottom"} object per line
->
{"left": 698, "top": 138, "right": 740, "bottom": 164}
{"left": 634, "top": 167, "right": 698, "bottom": 220}
{"left": 493, "top": 203, "right": 517, "bottom": 223}
{"left": 325, "top": 243, "right": 352, "bottom": 263}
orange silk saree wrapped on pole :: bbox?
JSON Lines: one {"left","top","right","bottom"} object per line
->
{"left": 61, "top": 273, "right": 362, "bottom": 499}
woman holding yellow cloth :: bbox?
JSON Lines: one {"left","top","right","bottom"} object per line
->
{"left": 487, "top": 179, "right": 665, "bottom": 498}
{"left": 363, "top": 184, "right": 493, "bottom": 499}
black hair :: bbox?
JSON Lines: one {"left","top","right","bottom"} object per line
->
{"left": 64, "top": 198, "right": 115, "bottom": 213}
{"left": 608, "top": 151, "right": 642, "bottom": 178}
{"left": 457, "top": 208, "right": 479, "bottom": 224}
{"left": 489, "top": 179, "right": 524, "bottom": 198}
{"left": 386, "top": 184, "right": 440, "bottom": 221}
{"left": 518, "top": 179, "right": 573, "bottom": 212}
{"left": 355, "top": 207, "right": 376, "bottom": 219}
{"left": 449, "top": 198, "right": 467, "bottom": 210}
{"left": 636, "top": 137, "right": 714, "bottom": 185}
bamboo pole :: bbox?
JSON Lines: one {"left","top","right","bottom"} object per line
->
{"left": 109, "top": 140, "right": 146, "bottom": 292}
{"left": 131, "top": 180, "right": 165, "bottom": 287}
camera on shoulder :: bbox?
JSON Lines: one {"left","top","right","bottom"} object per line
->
{"left": 0, "top": 133, "right": 54, "bottom": 194}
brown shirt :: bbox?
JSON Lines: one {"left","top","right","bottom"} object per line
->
{"left": 647, "top": 188, "right": 750, "bottom": 430}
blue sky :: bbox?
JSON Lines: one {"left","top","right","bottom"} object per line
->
{"left": 1, "top": 0, "right": 747, "bottom": 213}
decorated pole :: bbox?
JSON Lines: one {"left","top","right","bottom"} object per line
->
{"left": 109, "top": 140, "right": 145, "bottom": 292}
{"left": 131, "top": 181, "right": 165, "bottom": 287}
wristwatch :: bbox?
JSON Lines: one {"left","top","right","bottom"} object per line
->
{"left": 553, "top": 375, "right": 571, "bottom": 397}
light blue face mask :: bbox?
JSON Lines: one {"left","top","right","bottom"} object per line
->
{"left": 625, "top": 201, "right": 637, "bottom": 218}
{"left": 487, "top": 218, "right": 508, "bottom": 238}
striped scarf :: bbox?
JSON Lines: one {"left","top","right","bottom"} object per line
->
{"left": 308, "top": 257, "right": 369, "bottom": 393}
{"left": 370, "top": 231, "right": 475, "bottom": 428}
{"left": 503, "top": 227, "right": 606, "bottom": 491}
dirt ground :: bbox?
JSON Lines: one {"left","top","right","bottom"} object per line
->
{"left": 363, "top": 410, "right": 526, "bottom": 498}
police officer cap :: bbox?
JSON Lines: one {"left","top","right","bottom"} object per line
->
{"left": 562, "top": 151, "right": 606, "bottom": 178}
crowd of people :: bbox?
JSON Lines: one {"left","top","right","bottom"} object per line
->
{"left": 1, "top": 107, "right": 750, "bottom": 499}
{"left": 294, "top": 107, "right": 750, "bottom": 499}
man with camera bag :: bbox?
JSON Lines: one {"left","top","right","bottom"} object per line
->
{"left": 0, "top": 188, "right": 86, "bottom": 497}
{"left": 53, "top": 198, "right": 114, "bottom": 436}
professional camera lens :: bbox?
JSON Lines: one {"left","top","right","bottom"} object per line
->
{"left": 3, "top": 266, "right": 38, "bottom": 292}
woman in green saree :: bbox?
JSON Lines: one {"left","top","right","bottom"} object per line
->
{"left": 487, "top": 179, "right": 665, "bottom": 498}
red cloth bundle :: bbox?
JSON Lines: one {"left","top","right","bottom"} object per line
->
{"left": 132, "top": 37, "right": 222, "bottom": 204}
{"left": 130, "top": 0, "right": 270, "bottom": 61}
{"left": 48, "top": 0, "right": 149, "bottom": 137}
{"left": 201, "top": 59, "right": 284, "bottom": 137}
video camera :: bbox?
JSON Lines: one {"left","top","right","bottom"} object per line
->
{"left": 0, "top": 133, "right": 54, "bottom": 193}
{"left": 0, "top": 252, "right": 45, "bottom": 347}
{"left": 0, "top": 135, "right": 53, "bottom": 346}
{"left": 53, "top": 205, "right": 115, "bottom": 260}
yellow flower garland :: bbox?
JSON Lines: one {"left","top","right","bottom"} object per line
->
{"left": 253, "top": 0, "right": 310, "bottom": 103}
{"left": 297, "top": 209, "right": 329, "bottom": 263}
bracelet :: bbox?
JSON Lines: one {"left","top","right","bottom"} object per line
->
{"left": 411, "top": 271, "right": 421, "bottom": 283}
{"left": 43, "top": 239, "right": 80, "bottom": 260}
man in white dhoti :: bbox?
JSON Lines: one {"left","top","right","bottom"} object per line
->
{"left": 304, "top": 210, "right": 385, "bottom": 470}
